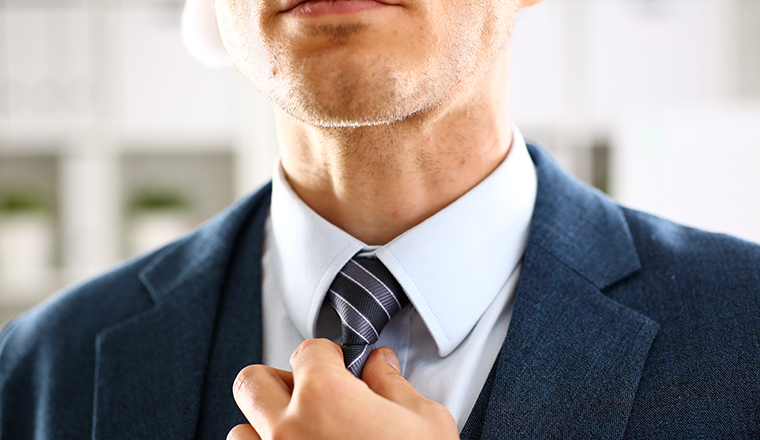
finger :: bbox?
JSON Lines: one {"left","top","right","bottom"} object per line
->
{"left": 289, "top": 338, "right": 351, "bottom": 381}
{"left": 361, "top": 347, "right": 429, "bottom": 410}
{"left": 275, "top": 367, "right": 295, "bottom": 391}
{"left": 226, "top": 424, "right": 262, "bottom": 440}
{"left": 232, "top": 365, "right": 293, "bottom": 434}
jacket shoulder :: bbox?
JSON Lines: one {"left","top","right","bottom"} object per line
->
{"left": 0, "top": 183, "right": 273, "bottom": 438}
{"left": 618, "top": 208, "right": 760, "bottom": 436}
{"left": 622, "top": 207, "right": 760, "bottom": 299}
{"left": 0, "top": 248, "right": 158, "bottom": 438}
{"left": 1, "top": 250, "right": 157, "bottom": 363}
{"left": 0, "top": 183, "right": 273, "bottom": 368}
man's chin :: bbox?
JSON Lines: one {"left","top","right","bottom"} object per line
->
{"left": 288, "top": 112, "right": 405, "bottom": 129}
{"left": 276, "top": 98, "right": 416, "bottom": 128}
{"left": 258, "top": 60, "right": 440, "bottom": 128}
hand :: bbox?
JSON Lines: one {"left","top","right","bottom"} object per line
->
{"left": 227, "top": 339, "right": 459, "bottom": 440}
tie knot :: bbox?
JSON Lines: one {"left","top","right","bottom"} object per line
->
{"left": 326, "top": 256, "right": 409, "bottom": 376}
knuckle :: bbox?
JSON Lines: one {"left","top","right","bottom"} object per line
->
{"left": 289, "top": 340, "right": 311, "bottom": 365}
{"left": 292, "top": 379, "right": 339, "bottom": 422}
{"left": 290, "top": 338, "right": 339, "bottom": 365}
{"left": 232, "top": 364, "right": 270, "bottom": 395}
{"left": 296, "top": 374, "right": 330, "bottom": 397}
{"left": 232, "top": 370, "right": 250, "bottom": 395}
{"left": 419, "top": 398, "right": 446, "bottom": 417}
{"left": 428, "top": 402, "right": 457, "bottom": 427}
{"left": 226, "top": 424, "right": 254, "bottom": 440}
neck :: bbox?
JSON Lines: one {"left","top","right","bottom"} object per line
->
{"left": 276, "top": 56, "right": 512, "bottom": 246}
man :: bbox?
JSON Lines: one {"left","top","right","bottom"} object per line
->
{"left": 1, "top": 0, "right": 759, "bottom": 438}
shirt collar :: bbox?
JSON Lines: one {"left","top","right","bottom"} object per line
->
{"left": 269, "top": 124, "right": 537, "bottom": 356}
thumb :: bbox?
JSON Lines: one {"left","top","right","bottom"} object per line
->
{"left": 361, "top": 347, "right": 428, "bottom": 410}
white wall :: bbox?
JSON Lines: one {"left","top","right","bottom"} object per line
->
{"left": 511, "top": 0, "right": 760, "bottom": 243}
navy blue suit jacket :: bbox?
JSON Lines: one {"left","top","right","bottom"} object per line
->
{"left": 1, "top": 145, "right": 759, "bottom": 439}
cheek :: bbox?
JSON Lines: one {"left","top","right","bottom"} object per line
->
{"left": 439, "top": 0, "right": 517, "bottom": 68}
{"left": 216, "top": 0, "right": 278, "bottom": 83}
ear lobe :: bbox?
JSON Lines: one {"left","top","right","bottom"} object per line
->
{"left": 520, "top": 0, "right": 546, "bottom": 8}
{"left": 181, "top": 0, "right": 233, "bottom": 68}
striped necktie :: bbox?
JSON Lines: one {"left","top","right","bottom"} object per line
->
{"left": 326, "top": 256, "right": 409, "bottom": 377}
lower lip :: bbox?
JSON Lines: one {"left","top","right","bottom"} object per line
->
{"left": 288, "top": 0, "right": 392, "bottom": 17}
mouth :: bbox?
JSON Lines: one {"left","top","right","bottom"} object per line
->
{"left": 280, "top": 0, "right": 401, "bottom": 16}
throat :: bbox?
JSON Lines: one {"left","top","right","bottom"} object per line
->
{"left": 277, "top": 101, "right": 512, "bottom": 245}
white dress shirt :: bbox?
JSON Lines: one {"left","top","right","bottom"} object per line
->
{"left": 260, "top": 124, "right": 537, "bottom": 430}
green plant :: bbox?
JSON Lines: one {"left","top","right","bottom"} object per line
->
{"left": 0, "top": 190, "right": 47, "bottom": 214}
{"left": 128, "top": 189, "right": 189, "bottom": 214}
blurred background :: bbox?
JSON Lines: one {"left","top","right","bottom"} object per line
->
{"left": 0, "top": 0, "right": 759, "bottom": 324}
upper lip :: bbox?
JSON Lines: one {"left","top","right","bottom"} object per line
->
{"left": 280, "top": 0, "right": 400, "bottom": 13}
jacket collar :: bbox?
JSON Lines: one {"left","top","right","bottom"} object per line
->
{"left": 92, "top": 184, "right": 272, "bottom": 440}
{"left": 527, "top": 144, "right": 641, "bottom": 289}
{"left": 470, "top": 144, "right": 659, "bottom": 439}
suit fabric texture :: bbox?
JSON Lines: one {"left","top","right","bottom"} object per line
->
{"left": 1, "top": 144, "right": 759, "bottom": 439}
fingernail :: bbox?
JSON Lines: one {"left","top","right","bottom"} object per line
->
{"left": 384, "top": 348, "right": 401, "bottom": 373}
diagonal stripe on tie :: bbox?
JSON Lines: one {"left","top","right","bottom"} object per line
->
{"left": 326, "top": 256, "right": 409, "bottom": 377}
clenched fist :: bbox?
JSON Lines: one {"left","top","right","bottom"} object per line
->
{"left": 227, "top": 339, "right": 459, "bottom": 440}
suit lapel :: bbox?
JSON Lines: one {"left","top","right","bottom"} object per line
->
{"left": 91, "top": 185, "right": 271, "bottom": 440}
{"left": 473, "top": 145, "right": 659, "bottom": 439}
{"left": 92, "top": 270, "right": 224, "bottom": 440}
{"left": 476, "top": 247, "right": 658, "bottom": 439}
{"left": 193, "top": 192, "right": 269, "bottom": 438}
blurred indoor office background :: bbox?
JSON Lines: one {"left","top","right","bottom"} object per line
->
{"left": 0, "top": 0, "right": 759, "bottom": 324}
